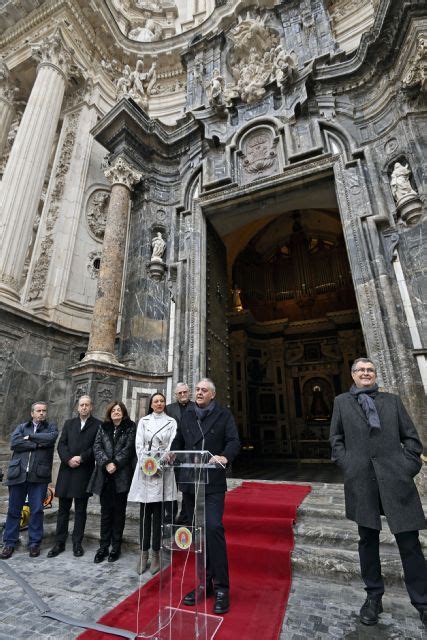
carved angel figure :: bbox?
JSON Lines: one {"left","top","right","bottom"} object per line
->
{"left": 272, "top": 45, "right": 298, "bottom": 89}
{"left": 390, "top": 162, "right": 417, "bottom": 203}
{"left": 129, "top": 59, "right": 157, "bottom": 109}
{"left": 116, "top": 64, "right": 132, "bottom": 99}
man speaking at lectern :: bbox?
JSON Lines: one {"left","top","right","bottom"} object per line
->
{"left": 171, "top": 378, "right": 240, "bottom": 614}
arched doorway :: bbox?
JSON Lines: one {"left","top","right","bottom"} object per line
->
{"left": 226, "top": 207, "right": 365, "bottom": 470}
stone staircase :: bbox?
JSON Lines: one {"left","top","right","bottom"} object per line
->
{"left": 292, "top": 481, "right": 427, "bottom": 586}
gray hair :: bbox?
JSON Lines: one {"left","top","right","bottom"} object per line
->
{"left": 351, "top": 357, "right": 376, "bottom": 373}
{"left": 197, "top": 378, "right": 216, "bottom": 393}
{"left": 175, "top": 382, "right": 189, "bottom": 392}
{"left": 31, "top": 401, "right": 48, "bottom": 412}
{"left": 77, "top": 395, "right": 93, "bottom": 405}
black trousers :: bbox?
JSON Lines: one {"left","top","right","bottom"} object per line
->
{"left": 99, "top": 481, "right": 128, "bottom": 551}
{"left": 183, "top": 492, "right": 229, "bottom": 591}
{"left": 55, "top": 495, "right": 90, "bottom": 545}
{"left": 140, "top": 502, "right": 162, "bottom": 552}
{"left": 358, "top": 525, "right": 427, "bottom": 608}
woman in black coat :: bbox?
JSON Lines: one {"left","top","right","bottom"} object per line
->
{"left": 87, "top": 401, "right": 136, "bottom": 563}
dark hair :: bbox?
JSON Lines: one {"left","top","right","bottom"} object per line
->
{"left": 105, "top": 401, "right": 129, "bottom": 422}
{"left": 147, "top": 392, "right": 166, "bottom": 415}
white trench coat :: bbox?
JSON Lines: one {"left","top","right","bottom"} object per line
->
{"left": 128, "top": 412, "right": 177, "bottom": 504}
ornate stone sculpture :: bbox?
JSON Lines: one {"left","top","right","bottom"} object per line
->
{"left": 86, "top": 190, "right": 110, "bottom": 241}
{"left": 206, "top": 69, "right": 226, "bottom": 114}
{"left": 149, "top": 231, "right": 166, "bottom": 280}
{"left": 129, "top": 19, "right": 163, "bottom": 42}
{"left": 390, "top": 161, "right": 422, "bottom": 226}
{"left": 116, "top": 59, "right": 157, "bottom": 109}
{"left": 402, "top": 36, "right": 426, "bottom": 94}
{"left": 116, "top": 64, "right": 132, "bottom": 99}
{"left": 390, "top": 162, "right": 417, "bottom": 202}
{"left": 224, "top": 12, "right": 298, "bottom": 105}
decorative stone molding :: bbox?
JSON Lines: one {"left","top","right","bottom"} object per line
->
{"left": 0, "top": 61, "right": 19, "bottom": 104}
{"left": 26, "top": 235, "right": 54, "bottom": 301}
{"left": 86, "top": 189, "right": 110, "bottom": 241}
{"left": 87, "top": 250, "right": 102, "bottom": 279}
{"left": 31, "top": 28, "right": 74, "bottom": 81}
{"left": 104, "top": 156, "right": 142, "bottom": 190}
{"left": 402, "top": 35, "right": 427, "bottom": 95}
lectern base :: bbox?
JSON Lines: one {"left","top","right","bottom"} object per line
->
{"left": 136, "top": 606, "right": 223, "bottom": 639}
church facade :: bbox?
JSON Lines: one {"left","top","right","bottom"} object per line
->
{"left": 0, "top": 0, "right": 425, "bottom": 461}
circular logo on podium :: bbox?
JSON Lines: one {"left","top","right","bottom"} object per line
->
{"left": 175, "top": 526, "right": 192, "bottom": 550}
{"left": 141, "top": 456, "right": 158, "bottom": 476}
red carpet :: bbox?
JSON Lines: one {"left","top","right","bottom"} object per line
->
{"left": 78, "top": 481, "right": 311, "bottom": 640}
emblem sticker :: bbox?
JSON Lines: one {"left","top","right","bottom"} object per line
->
{"left": 141, "top": 456, "right": 158, "bottom": 476}
{"left": 175, "top": 526, "right": 192, "bottom": 550}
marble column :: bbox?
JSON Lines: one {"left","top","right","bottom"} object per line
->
{"left": 0, "top": 62, "right": 17, "bottom": 158}
{"left": 83, "top": 157, "right": 142, "bottom": 365}
{"left": 0, "top": 29, "right": 71, "bottom": 301}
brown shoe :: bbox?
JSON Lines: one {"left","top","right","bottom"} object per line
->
{"left": 29, "top": 545, "right": 40, "bottom": 558}
{"left": 0, "top": 546, "right": 14, "bottom": 559}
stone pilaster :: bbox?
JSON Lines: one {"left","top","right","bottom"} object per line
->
{"left": 0, "top": 62, "right": 18, "bottom": 158}
{"left": 83, "top": 157, "right": 142, "bottom": 364}
{"left": 0, "top": 29, "right": 72, "bottom": 301}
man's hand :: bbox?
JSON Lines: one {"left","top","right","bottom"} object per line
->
{"left": 163, "top": 452, "right": 176, "bottom": 464}
{"left": 106, "top": 462, "right": 117, "bottom": 474}
{"left": 68, "top": 456, "right": 81, "bottom": 468}
{"left": 209, "top": 455, "right": 228, "bottom": 467}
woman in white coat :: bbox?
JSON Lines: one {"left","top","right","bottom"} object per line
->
{"left": 128, "top": 392, "right": 177, "bottom": 575}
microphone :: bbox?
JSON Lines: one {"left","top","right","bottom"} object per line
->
{"left": 147, "top": 420, "right": 172, "bottom": 452}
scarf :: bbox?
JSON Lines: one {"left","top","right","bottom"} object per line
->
{"left": 350, "top": 383, "right": 381, "bottom": 429}
{"left": 194, "top": 400, "right": 216, "bottom": 421}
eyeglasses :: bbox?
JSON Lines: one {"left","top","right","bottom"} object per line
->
{"left": 176, "top": 391, "right": 189, "bottom": 395}
{"left": 353, "top": 368, "right": 375, "bottom": 374}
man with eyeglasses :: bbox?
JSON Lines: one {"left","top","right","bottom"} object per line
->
{"left": 330, "top": 357, "right": 426, "bottom": 628}
{"left": 171, "top": 378, "right": 240, "bottom": 615}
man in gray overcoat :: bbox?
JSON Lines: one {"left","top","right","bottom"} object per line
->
{"left": 330, "top": 357, "right": 427, "bottom": 628}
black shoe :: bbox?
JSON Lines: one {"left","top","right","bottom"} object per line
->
{"left": 359, "top": 596, "right": 383, "bottom": 625}
{"left": 73, "top": 543, "right": 84, "bottom": 557}
{"left": 94, "top": 547, "right": 109, "bottom": 563}
{"left": 183, "top": 581, "right": 214, "bottom": 606}
{"left": 418, "top": 608, "right": 427, "bottom": 627}
{"left": 0, "top": 546, "right": 14, "bottom": 559}
{"left": 213, "top": 590, "right": 230, "bottom": 614}
{"left": 29, "top": 545, "right": 40, "bottom": 558}
{"left": 47, "top": 543, "right": 65, "bottom": 558}
{"left": 108, "top": 548, "right": 120, "bottom": 562}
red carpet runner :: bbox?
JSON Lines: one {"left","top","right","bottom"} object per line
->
{"left": 79, "top": 481, "right": 311, "bottom": 640}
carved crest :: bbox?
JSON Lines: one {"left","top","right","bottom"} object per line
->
{"left": 240, "top": 129, "right": 278, "bottom": 180}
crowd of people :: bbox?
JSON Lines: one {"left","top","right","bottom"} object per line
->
{"left": 0, "top": 378, "right": 240, "bottom": 615}
{"left": 0, "top": 360, "right": 426, "bottom": 627}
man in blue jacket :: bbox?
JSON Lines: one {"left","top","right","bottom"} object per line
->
{"left": 0, "top": 401, "right": 58, "bottom": 559}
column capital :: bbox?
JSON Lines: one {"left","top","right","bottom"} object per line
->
{"left": 0, "top": 61, "right": 19, "bottom": 105}
{"left": 31, "top": 28, "right": 74, "bottom": 81}
{"left": 104, "top": 156, "right": 142, "bottom": 190}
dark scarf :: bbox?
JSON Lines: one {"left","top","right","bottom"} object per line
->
{"left": 350, "top": 383, "right": 381, "bottom": 429}
{"left": 194, "top": 400, "right": 216, "bottom": 421}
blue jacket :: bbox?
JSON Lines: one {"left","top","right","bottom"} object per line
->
{"left": 6, "top": 419, "right": 58, "bottom": 486}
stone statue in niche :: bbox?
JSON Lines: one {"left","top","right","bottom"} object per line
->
{"left": 309, "top": 385, "right": 331, "bottom": 421}
{"left": 390, "top": 162, "right": 417, "bottom": 203}
{"left": 231, "top": 286, "right": 243, "bottom": 312}
{"left": 149, "top": 232, "right": 167, "bottom": 280}
{"left": 207, "top": 69, "right": 225, "bottom": 106}
{"left": 151, "top": 231, "right": 166, "bottom": 261}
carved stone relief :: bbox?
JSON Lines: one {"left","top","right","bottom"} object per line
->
{"left": 86, "top": 189, "right": 110, "bottom": 241}
{"left": 87, "top": 250, "right": 102, "bottom": 279}
{"left": 402, "top": 35, "right": 427, "bottom": 95}
{"left": 239, "top": 128, "right": 279, "bottom": 183}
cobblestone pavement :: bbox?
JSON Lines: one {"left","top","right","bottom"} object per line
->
{"left": 0, "top": 537, "right": 425, "bottom": 640}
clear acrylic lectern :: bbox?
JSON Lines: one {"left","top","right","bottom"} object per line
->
{"left": 136, "top": 450, "right": 224, "bottom": 640}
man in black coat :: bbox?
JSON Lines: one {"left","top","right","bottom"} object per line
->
{"left": 171, "top": 377, "right": 240, "bottom": 615}
{"left": 47, "top": 395, "right": 101, "bottom": 558}
{"left": 166, "top": 382, "right": 195, "bottom": 525}
{"left": 330, "top": 357, "right": 427, "bottom": 628}
{"left": 1, "top": 401, "right": 58, "bottom": 559}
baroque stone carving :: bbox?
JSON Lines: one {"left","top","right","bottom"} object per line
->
{"left": 116, "top": 59, "right": 157, "bottom": 110}
{"left": 402, "top": 36, "right": 426, "bottom": 94}
{"left": 224, "top": 12, "right": 298, "bottom": 105}
{"left": 104, "top": 156, "right": 142, "bottom": 190}
{"left": 149, "top": 232, "right": 167, "bottom": 280}
{"left": 27, "top": 235, "right": 54, "bottom": 301}
{"left": 87, "top": 250, "right": 102, "bottom": 279}
{"left": 129, "top": 19, "right": 163, "bottom": 42}
{"left": 390, "top": 162, "right": 417, "bottom": 203}
{"left": 0, "top": 61, "right": 19, "bottom": 103}
{"left": 241, "top": 129, "right": 278, "bottom": 178}
{"left": 86, "top": 190, "right": 110, "bottom": 241}
{"left": 31, "top": 28, "right": 73, "bottom": 79}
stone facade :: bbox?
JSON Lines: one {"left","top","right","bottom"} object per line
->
{"left": 0, "top": 2, "right": 425, "bottom": 470}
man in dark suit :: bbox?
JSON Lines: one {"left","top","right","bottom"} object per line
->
{"left": 171, "top": 378, "right": 240, "bottom": 614}
{"left": 47, "top": 395, "right": 101, "bottom": 558}
{"left": 166, "top": 382, "right": 194, "bottom": 525}
{"left": 330, "top": 358, "right": 427, "bottom": 628}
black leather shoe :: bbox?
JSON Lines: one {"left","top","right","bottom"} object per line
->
{"left": 0, "top": 546, "right": 14, "bottom": 559}
{"left": 359, "top": 596, "right": 383, "bottom": 625}
{"left": 29, "top": 545, "right": 41, "bottom": 558}
{"left": 213, "top": 590, "right": 230, "bottom": 614}
{"left": 183, "top": 582, "right": 214, "bottom": 606}
{"left": 418, "top": 608, "right": 427, "bottom": 627}
{"left": 73, "top": 543, "right": 84, "bottom": 557}
{"left": 94, "top": 547, "right": 109, "bottom": 563}
{"left": 108, "top": 548, "right": 121, "bottom": 562}
{"left": 47, "top": 543, "right": 65, "bottom": 558}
